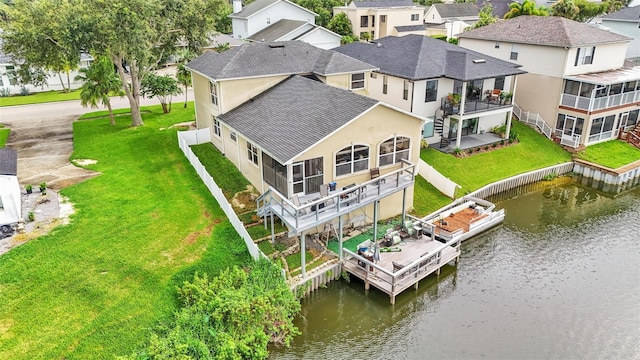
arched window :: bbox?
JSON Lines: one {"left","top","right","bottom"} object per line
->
{"left": 335, "top": 144, "right": 369, "bottom": 176}
{"left": 379, "top": 136, "right": 410, "bottom": 166}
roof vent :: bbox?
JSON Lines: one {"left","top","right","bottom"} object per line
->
{"left": 269, "top": 44, "right": 285, "bottom": 48}
{"left": 472, "top": 59, "right": 486, "bottom": 64}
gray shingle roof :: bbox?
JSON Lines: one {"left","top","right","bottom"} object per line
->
{"left": 334, "top": 34, "right": 525, "bottom": 81}
{"left": 351, "top": 0, "right": 419, "bottom": 8}
{"left": 187, "top": 41, "right": 377, "bottom": 80}
{"left": 0, "top": 148, "right": 17, "bottom": 176}
{"left": 218, "top": 75, "right": 379, "bottom": 164}
{"left": 601, "top": 5, "right": 640, "bottom": 22}
{"left": 476, "top": 0, "right": 512, "bottom": 19}
{"left": 395, "top": 24, "right": 428, "bottom": 32}
{"left": 433, "top": 3, "right": 479, "bottom": 18}
{"left": 248, "top": 19, "right": 309, "bottom": 42}
{"left": 458, "top": 16, "right": 632, "bottom": 47}
{"left": 230, "top": 0, "right": 315, "bottom": 19}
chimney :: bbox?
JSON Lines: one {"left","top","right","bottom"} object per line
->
{"left": 233, "top": 0, "right": 242, "bottom": 13}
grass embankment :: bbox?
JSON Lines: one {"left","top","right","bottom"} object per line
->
{"left": 421, "top": 121, "right": 572, "bottom": 196}
{"left": 575, "top": 140, "right": 640, "bottom": 169}
{"left": 0, "top": 89, "right": 82, "bottom": 107}
{"left": 0, "top": 103, "right": 251, "bottom": 359}
{"left": 0, "top": 125, "right": 8, "bottom": 147}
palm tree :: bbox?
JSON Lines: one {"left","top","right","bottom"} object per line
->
{"left": 504, "top": 0, "right": 550, "bottom": 19}
{"left": 176, "top": 63, "right": 191, "bottom": 108}
{"left": 74, "top": 56, "right": 123, "bottom": 125}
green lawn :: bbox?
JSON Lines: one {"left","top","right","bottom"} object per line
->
{"left": 575, "top": 140, "right": 640, "bottom": 169}
{"left": 0, "top": 89, "right": 82, "bottom": 107}
{"left": 0, "top": 126, "right": 8, "bottom": 147}
{"left": 421, "top": 121, "right": 572, "bottom": 196}
{"left": 191, "top": 143, "right": 251, "bottom": 199}
{"left": 411, "top": 176, "right": 453, "bottom": 217}
{"left": 0, "top": 103, "right": 252, "bottom": 359}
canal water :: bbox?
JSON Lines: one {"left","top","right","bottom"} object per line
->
{"left": 270, "top": 180, "right": 640, "bottom": 359}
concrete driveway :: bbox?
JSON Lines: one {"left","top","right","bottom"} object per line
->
{"left": 0, "top": 89, "right": 194, "bottom": 189}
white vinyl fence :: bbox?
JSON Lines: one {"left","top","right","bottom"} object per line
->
{"left": 513, "top": 102, "right": 553, "bottom": 140}
{"left": 418, "top": 159, "right": 460, "bottom": 198}
{"left": 177, "top": 129, "right": 263, "bottom": 261}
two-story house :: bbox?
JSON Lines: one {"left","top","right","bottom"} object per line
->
{"left": 335, "top": 34, "right": 525, "bottom": 150}
{"left": 458, "top": 16, "right": 639, "bottom": 148}
{"left": 333, "top": 0, "right": 426, "bottom": 40}
{"left": 186, "top": 41, "right": 425, "bottom": 246}
{"left": 599, "top": 6, "right": 640, "bottom": 64}
{"left": 230, "top": 0, "right": 341, "bottom": 49}
{"left": 424, "top": 3, "right": 479, "bottom": 39}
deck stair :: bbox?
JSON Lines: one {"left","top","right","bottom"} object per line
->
{"left": 434, "top": 116, "right": 451, "bottom": 148}
{"left": 626, "top": 123, "right": 640, "bottom": 148}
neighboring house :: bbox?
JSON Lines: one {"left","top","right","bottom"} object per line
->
{"left": 335, "top": 34, "right": 525, "bottom": 150}
{"left": 333, "top": 0, "right": 426, "bottom": 40}
{"left": 599, "top": 6, "right": 640, "bottom": 63}
{"left": 0, "top": 43, "right": 92, "bottom": 95}
{"left": 230, "top": 0, "right": 340, "bottom": 49}
{"left": 458, "top": 16, "right": 640, "bottom": 148}
{"left": 424, "top": 3, "right": 479, "bottom": 39}
{"left": 476, "top": 0, "right": 512, "bottom": 19}
{"left": 248, "top": 19, "right": 341, "bottom": 49}
{"left": 186, "top": 41, "right": 424, "bottom": 233}
{"left": 0, "top": 148, "right": 21, "bottom": 238}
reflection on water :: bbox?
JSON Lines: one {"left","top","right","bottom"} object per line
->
{"left": 270, "top": 182, "right": 640, "bottom": 360}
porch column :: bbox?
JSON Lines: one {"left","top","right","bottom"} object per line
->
{"left": 372, "top": 200, "right": 379, "bottom": 242}
{"left": 338, "top": 215, "right": 343, "bottom": 261}
{"left": 301, "top": 232, "right": 306, "bottom": 278}
{"left": 505, "top": 76, "right": 518, "bottom": 140}
{"left": 270, "top": 213, "right": 275, "bottom": 244}
{"left": 456, "top": 81, "right": 467, "bottom": 149}
{"left": 401, "top": 188, "right": 406, "bottom": 223}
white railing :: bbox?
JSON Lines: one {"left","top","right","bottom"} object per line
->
{"left": 513, "top": 102, "right": 553, "bottom": 139}
{"left": 561, "top": 89, "right": 640, "bottom": 112}
{"left": 177, "top": 129, "right": 263, "bottom": 261}
{"left": 417, "top": 159, "right": 460, "bottom": 198}
{"left": 560, "top": 134, "right": 581, "bottom": 148}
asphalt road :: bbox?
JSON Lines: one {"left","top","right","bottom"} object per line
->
{"left": 0, "top": 88, "right": 194, "bottom": 189}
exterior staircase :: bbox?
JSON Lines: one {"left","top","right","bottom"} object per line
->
{"left": 627, "top": 123, "right": 640, "bottom": 148}
{"left": 434, "top": 115, "right": 451, "bottom": 149}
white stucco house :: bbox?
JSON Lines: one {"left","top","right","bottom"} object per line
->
{"left": 335, "top": 34, "right": 525, "bottom": 151}
{"left": 424, "top": 3, "right": 479, "bottom": 39}
{"left": 230, "top": 0, "right": 341, "bottom": 49}
{"left": 459, "top": 16, "right": 640, "bottom": 148}
{"left": 333, "top": 0, "right": 426, "bottom": 40}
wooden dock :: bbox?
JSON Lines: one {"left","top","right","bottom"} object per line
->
{"left": 342, "top": 235, "right": 462, "bottom": 304}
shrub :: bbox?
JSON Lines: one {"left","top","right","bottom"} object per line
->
{"left": 28, "top": 211, "right": 35, "bottom": 222}
{"left": 19, "top": 85, "right": 30, "bottom": 96}
{"left": 123, "top": 260, "right": 301, "bottom": 360}
{"left": 475, "top": 147, "right": 481, "bottom": 152}
{"left": 500, "top": 139, "right": 505, "bottom": 146}
{"left": 491, "top": 142, "right": 497, "bottom": 148}
{"left": 483, "top": 145, "right": 489, "bottom": 151}
{"left": 453, "top": 147, "right": 462, "bottom": 155}
{"left": 0, "top": 88, "right": 10, "bottom": 97}
{"left": 467, "top": 148, "right": 473, "bottom": 154}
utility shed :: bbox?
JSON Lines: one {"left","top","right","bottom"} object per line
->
{"left": 0, "top": 148, "right": 21, "bottom": 238}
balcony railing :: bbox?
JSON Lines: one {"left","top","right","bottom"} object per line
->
{"left": 561, "top": 90, "right": 640, "bottom": 112}
{"left": 441, "top": 98, "right": 512, "bottom": 116}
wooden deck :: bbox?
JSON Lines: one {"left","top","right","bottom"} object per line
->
{"left": 433, "top": 207, "right": 488, "bottom": 234}
{"left": 342, "top": 235, "right": 462, "bottom": 304}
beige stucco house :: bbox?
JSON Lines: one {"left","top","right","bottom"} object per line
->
{"left": 459, "top": 16, "right": 640, "bottom": 148}
{"left": 335, "top": 34, "right": 525, "bottom": 151}
{"left": 333, "top": 0, "right": 426, "bottom": 40}
{"left": 186, "top": 41, "right": 425, "bottom": 241}
{"left": 423, "top": 3, "right": 479, "bottom": 39}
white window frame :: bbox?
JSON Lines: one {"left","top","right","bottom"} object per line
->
{"left": 210, "top": 81, "right": 218, "bottom": 106}
{"left": 510, "top": 45, "right": 518, "bottom": 61}
{"left": 575, "top": 46, "right": 595, "bottom": 66}
{"left": 213, "top": 117, "right": 221, "bottom": 137}
{"left": 230, "top": 131, "right": 237, "bottom": 142}
{"left": 247, "top": 142, "right": 259, "bottom": 166}
{"left": 403, "top": 81, "right": 409, "bottom": 100}
{"left": 378, "top": 136, "right": 410, "bottom": 167}
{"left": 382, "top": 76, "right": 387, "bottom": 94}
{"left": 425, "top": 79, "right": 438, "bottom": 102}
{"left": 335, "top": 144, "right": 370, "bottom": 177}
{"left": 351, "top": 73, "right": 365, "bottom": 89}
{"left": 411, "top": 13, "right": 419, "bottom": 21}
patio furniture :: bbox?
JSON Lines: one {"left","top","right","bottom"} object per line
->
{"left": 291, "top": 194, "right": 308, "bottom": 216}
{"left": 489, "top": 89, "right": 501, "bottom": 103}
{"left": 370, "top": 167, "right": 385, "bottom": 184}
